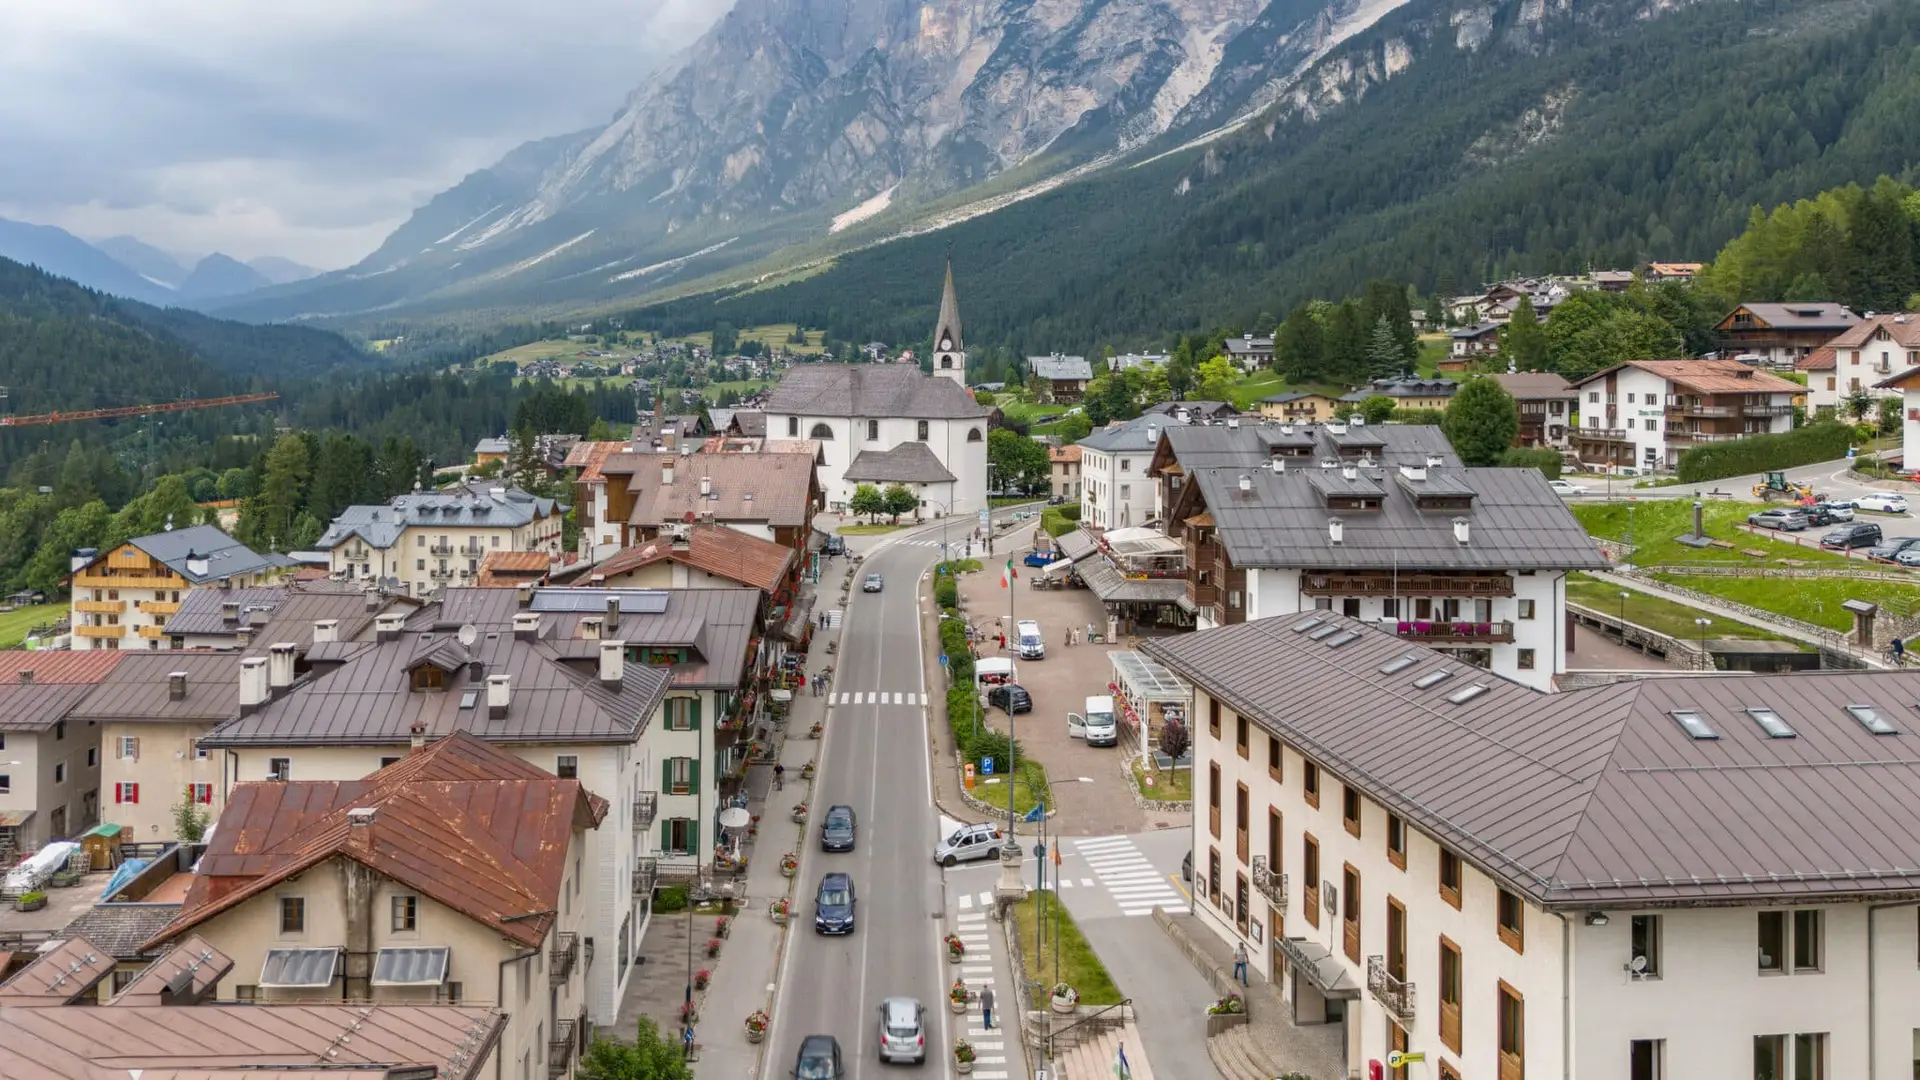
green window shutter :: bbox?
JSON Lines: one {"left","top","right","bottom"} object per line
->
{"left": 659, "top": 817, "right": 670, "bottom": 852}
{"left": 688, "top": 819, "right": 700, "bottom": 854}
{"left": 690, "top": 698, "right": 701, "bottom": 730}
{"left": 661, "top": 758, "right": 671, "bottom": 792}
{"left": 689, "top": 759, "right": 701, "bottom": 796}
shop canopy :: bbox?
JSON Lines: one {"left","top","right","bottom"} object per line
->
{"left": 1109, "top": 650, "right": 1192, "bottom": 704}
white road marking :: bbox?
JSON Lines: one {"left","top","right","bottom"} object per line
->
{"left": 977, "top": 891, "right": 992, "bottom": 906}
{"left": 956, "top": 894, "right": 972, "bottom": 909}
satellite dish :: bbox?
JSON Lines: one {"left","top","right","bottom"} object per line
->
{"left": 457, "top": 624, "right": 478, "bottom": 647}
{"left": 1628, "top": 955, "right": 1647, "bottom": 974}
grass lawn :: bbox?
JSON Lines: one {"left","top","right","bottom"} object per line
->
{"left": 1414, "top": 335, "right": 1449, "bottom": 377}
{"left": 937, "top": 559, "right": 984, "bottom": 575}
{"left": 667, "top": 323, "right": 826, "bottom": 355}
{"left": 1565, "top": 573, "right": 1796, "bottom": 644}
{"left": 1011, "top": 892, "right": 1125, "bottom": 1007}
{"left": 1570, "top": 500, "right": 1907, "bottom": 570}
{"left": 1650, "top": 574, "right": 1920, "bottom": 631}
{"left": 0, "top": 604, "right": 67, "bottom": 649}
{"left": 1130, "top": 759, "right": 1192, "bottom": 801}
{"left": 837, "top": 522, "right": 906, "bottom": 535}
{"left": 974, "top": 759, "right": 1051, "bottom": 818}
{"left": 514, "top": 374, "right": 636, "bottom": 391}
{"left": 480, "top": 338, "right": 606, "bottom": 366}
{"left": 702, "top": 379, "right": 772, "bottom": 401}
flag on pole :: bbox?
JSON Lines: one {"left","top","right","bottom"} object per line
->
{"left": 1001, "top": 558, "right": 1018, "bottom": 587}
{"left": 1112, "top": 1042, "right": 1132, "bottom": 1080}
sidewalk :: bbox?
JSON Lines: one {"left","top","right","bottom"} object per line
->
{"left": 1589, "top": 568, "right": 1888, "bottom": 667}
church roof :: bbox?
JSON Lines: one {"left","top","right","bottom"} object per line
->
{"left": 936, "top": 259, "right": 963, "bottom": 351}
{"left": 766, "top": 365, "right": 989, "bottom": 420}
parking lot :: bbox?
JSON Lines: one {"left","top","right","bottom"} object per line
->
{"left": 952, "top": 558, "right": 1178, "bottom": 836}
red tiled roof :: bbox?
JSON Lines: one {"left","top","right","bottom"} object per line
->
{"left": 1049, "top": 445, "right": 1082, "bottom": 463}
{"left": 475, "top": 550, "right": 552, "bottom": 588}
{"left": 1798, "top": 346, "right": 1837, "bottom": 372}
{"left": 1823, "top": 313, "right": 1920, "bottom": 350}
{"left": 585, "top": 525, "right": 795, "bottom": 594}
{"left": 148, "top": 732, "right": 602, "bottom": 951}
{"left": 0, "top": 650, "right": 125, "bottom": 684}
{"left": 1573, "top": 359, "right": 1802, "bottom": 395}
{"left": 565, "top": 440, "right": 628, "bottom": 485}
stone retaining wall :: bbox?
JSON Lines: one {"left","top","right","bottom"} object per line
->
{"left": 1121, "top": 752, "right": 1192, "bottom": 814}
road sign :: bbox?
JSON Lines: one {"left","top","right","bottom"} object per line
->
{"left": 939, "top": 653, "right": 949, "bottom": 667}
{"left": 981, "top": 757, "right": 995, "bottom": 775}
{"left": 1034, "top": 842, "right": 1046, "bottom": 858}
{"left": 1387, "top": 1051, "right": 1425, "bottom": 1068}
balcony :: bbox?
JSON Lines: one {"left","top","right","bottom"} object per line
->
{"left": 1744, "top": 404, "right": 1795, "bottom": 417}
{"left": 1366, "top": 955, "right": 1417, "bottom": 1026}
{"left": 72, "top": 572, "right": 181, "bottom": 590}
{"left": 1665, "top": 403, "right": 1736, "bottom": 417}
{"left": 72, "top": 624, "right": 125, "bottom": 639}
{"left": 634, "top": 792, "right": 658, "bottom": 829}
{"left": 73, "top": 600, "right": 126, "bottom": 614}
{"left": 429, "top": 542, "right": 454, "bottom": 555}
{"left": 345, "top": 548, "right": 371, "bottom": 563}
{"left": 1392, "top": 620, "right": 1515, "bottom": 644}
{"left": 1302, "top": 573, "right": 1513, "bottom": 598}
{"left": 138, "top": 601, "right": 180, "bottom": 616}
{"left": 1575, "top": 428, "right": 1630, "bottom": 442}
{"left": 462, "top": 544, "right": 486, "bottom": 557}
{"left": 1186, "top": 580, "right": 1218, "bottom": 609}
{"left": 1666, "top": 430, "right": 1741, "bottom": 444}
{"left": 549, "top": 932, "right": 579, "bottom": 986}
{"left": 633, "top": 859, "right": 659, "bottom": 896}
{"left": 1252, "top": 858, "right": 1287, "bottom": 911}
{"left": 547, "top": 1018, "right": 576, "bottom": 1079}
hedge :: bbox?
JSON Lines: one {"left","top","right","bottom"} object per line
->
{"left": 934, "top": 578, "right": 959, "bottom": 609}
{"left": 1498, "top": 446, "right": 1562, "bottom": 480}
{"left": 1675, "top": 421, "right": 1854, "bottom": 483}
{"left": 1041, "top": 508, "right": 1078, "bottom": 538}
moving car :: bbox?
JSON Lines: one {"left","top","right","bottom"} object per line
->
{"left": 863, "top": 572, "right": 885, "bottom": 592}
{"left": 987, "top": 684, "right": 1033, "bottom": 714}
{"left": 793, "top": 1035, "right": 845, "bottom": 1079}
{"left": 934, "top": 822, "right": 1005, "bottom": 867}
{"left": 1067, "top": 694, "right": 1120, "bottom": 747}
{"left": 1855, "top": 493, "right": 1910, "bottom": 514}
{"left": 877, "top": 997, "right": 928, "bottom": 1065}
{"left": 1820, "top": 523, "right": 1882, "bottom": 550}
{"left": 1747, "top": 508, "right": 1807, "bottom": 531}
{"left": 1015, "top": 619, "right": 1046, "bottom": 660}
{"left": 814, "top": 872, "right": 857, "bottom": 935}
{"left": 1546, "top": 479, "right": 1590, "bottom": 496}
{"left": 820, "top": 804, "right": 856, "bottom": 852}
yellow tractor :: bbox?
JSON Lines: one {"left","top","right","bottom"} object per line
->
{"left": 1751, "top": 471, "right": 1813, "bottom": 502}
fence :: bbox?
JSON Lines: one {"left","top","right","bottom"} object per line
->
{"left": 1567, "top": 603, "right": 1709, "bottom": 670}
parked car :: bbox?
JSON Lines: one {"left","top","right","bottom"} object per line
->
{"left": 863, "top": 573, "right": 885, "bottom": 592}
{"left": 877, "top": 997, "right": 928, "bottom": 1065}
{"left": 1871, "top": 537, "right": 1920, "bottom": 563}
{"left": 813, "top": 872, "right": 857, "bottom": 935}
{"left": 1546, "top": 479, "right": 1590, "bottom": 496}
{"left": 987, "top": 684, "right": 1033, "bottom": 714}
{"left": 934, "top": 822, "right": 1005, "bottom": 867}
{"left": 1898, "top": 548, "right": 1920, "bottom": 567}
{"left": 793, "top": 1035, "right": 845, "bottom": 1079}
{"left": 1805, "top": 503, "right": 1852, "bottom": 526}
{"left": 1820, "top": 523, "right": 1882, "bottom": 549}
{"left": 1047, "top": 494, "right": 1068, "bottom": 506}
{"left": 820, "top": 804, "right": 856, "bottom": 852}
{"left": 824, "top": 535, "right": 846, "bottom": 556}
{"left": 1856, "top": 493, "right": 1910, "bottom": 514}
{"left": 1181, "top": 850, "right": 1192, "bottom": 882}
{"left": 1747, "top": 508, "right": 1808, "bottom": 531}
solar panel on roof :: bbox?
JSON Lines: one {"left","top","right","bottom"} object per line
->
{"left": 1746, "top": 708, "right": 1796, "bottom": 738}
{"left": 1307, "top": 624, "right": 1341, "bottom": 641}
{"left": 1378, "top": 654, "right": 1419, "bottom": 674}
{"left": 1324, "top": 631, "right": 1360, "bottom": 648}
{"left": 529, "top": 590, "right": 672, "bottom": 614}
{"left": 1446, "top": 683, "right": 1489, "bottom": 704}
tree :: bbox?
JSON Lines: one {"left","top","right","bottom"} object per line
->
{"left": 1842, "top": 386, "right": 1874, "bottom": 422}
{"left": 1166, "top": 347, "right": 1196, "bottom": 398}
{"left": 1136, "top": 363, "right": 1172, "bottom": 406}
{"left": 988, "top": 428, "right": 1050, "bottom": 493}
{"left": 1366, "top": 316, "right": 1402, "bottom": 379}
{"left": 1055, "top": 413, "right": 1094, "bottom": 442}
{"left": 1195, "top": 355, "right": 1239, "bottom": 403}
{"left": 53, "top": 440, "right": 96, "bottom": 509}
{"left": 1157, "top": 718, "right": 1190, "bottom": 763}
{"left": 1275, "top": 306, "right": 1327, "bottom": 383}
{"left": 974, "top": 390, "right": 997, "bottom": 407}
{"left": 24, "top": 499, "right": 109, "bottom": 596}
{"left": 240, "top": 433, "right": 312, "bottom": 552}
{"left": 508, "top": 425, "right": 543, "bottom": 490}
{"left": 1498, "top": 295, "right": 1548, "bottom": 371}
{"left": 586, "top": 417, "right": 615, "bottom": 441}
{"left": 849, "top": 483, "right": 885, "bottom": 523}
{"left": 1442, "top": 378, "right": 1520, "bottom": 466}
{"left": 711, "top": 322, "right": 739, "bottom": 356}
{"left": 1424, "top": 291, "right": 1448, "bottom": 330}
{"left": 1881, "top": 397, "right": 1905, "bottom": 436}
{"left": 580, "top": 1019, "right": 694, "bottom": 1080}
{"left": 882, "top": 483, "right": 919, "bottom": 522}
{"left": 1359, "top": 395, "right": 1397, "bottom": 426}
{"left": 171, "top": 790, "right": 212, "bottom": 843}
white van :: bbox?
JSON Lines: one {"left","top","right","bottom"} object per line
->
{"left": 1068, "top": 694, "right": 1119, "bottom": 747}
{"left": 1016, "top": 619, "right": 1046, "bottom": 660}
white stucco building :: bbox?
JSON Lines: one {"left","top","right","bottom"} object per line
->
{"left": 1571, "top": 360, "right": 1800, "bottom": 473}
{"left": 1079, "top": 413, "right": 1190, "bottom": 530}
{"left": 315, "top": 483, "right": 563, "bottom": 598}
{"left": 1151, "top": 615, "right": 1920, "bottom": 1080}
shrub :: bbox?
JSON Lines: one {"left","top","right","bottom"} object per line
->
{"left": 1054, "top": 502, "right": 1081, "bottom": 522}
{"left": 1676, "top": 421, "right": 1854, "bottom": 483}
{"left": 934, "top": 578, "right": 959, "bottom": 609}
{"left": 1498, "top": 446, "right": 1563, "bottom": 479}
{"left": 1157, "top": 718, "right": 1190, "bottom": 761}
{"left": 654, "top": 885, "right": 689, "bottom": 913}
{"left": 16, "top": 890, "right": 46, "bottom": 905}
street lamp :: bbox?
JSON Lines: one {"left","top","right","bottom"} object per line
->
{"left": 1618, "top": 590, "right": 1630, "bottom": 642}
{"left": 1694, "top": 617, "right": 1712, "bottom": 668}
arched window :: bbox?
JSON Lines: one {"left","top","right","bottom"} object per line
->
{"left": 940, "top": 355, "right": 954, "bottom": 369}
{"left": 809, "top": 423, "right": 834, "bottom": 440}
{"left": 966, "top": 428, "right": 983, "bottom": 442}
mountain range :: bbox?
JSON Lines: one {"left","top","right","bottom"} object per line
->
{"left": 0, "top": 218, "right": 317, "bottom": 308}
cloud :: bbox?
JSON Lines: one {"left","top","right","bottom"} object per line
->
{"left": 0, "top": 0, "right": 728, "bottom": 268}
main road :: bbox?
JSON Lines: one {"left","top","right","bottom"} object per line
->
{"left": 765, "top": 519, "right": 968, "bottom": 1079}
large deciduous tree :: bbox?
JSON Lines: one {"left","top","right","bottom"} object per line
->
{"left": 1443, "top": 378, "right": 1521, "bottom": 466}
{"left": 988, "top": 428, "right": 1050, "bottom": 494}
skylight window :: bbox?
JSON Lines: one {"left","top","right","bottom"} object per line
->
{"left": 1291, "top": 617, "right": 1324, "bottom": 633}
{"left": 1308, "top": 624, "right": 1341, "bottom": 641}
{"left": 1324, "top": 631, "right": 1361, "bottom": 649}
{"left": 1446, "top": 684, "right": 1490, "bottom": 705}
{"left": 1847, "top": 704, "right": 1897, "bottom": 735}
{"left": 1412, "top": 669, "right": 1453, "bottom": 690}
{"left": 458, "top": 690, "right": 478, "bottom": 711}
{"left": 1670, "top": 710, "right": 1718, "bottom": 740}
{"left": 1746, "top": 708, "right": 1796, "bottom": 739}
{"left": 1378, "top": 654, "right": 1419, "bottom": 675}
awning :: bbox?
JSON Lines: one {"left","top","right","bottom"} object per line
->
{"left": 371, "top": 946, "right": 450, "bottom": 987}
{"left": 0, "top": 811, "right": 34, "bottom": 828}
{"left": 1272, "top": 935, "right": 1362, "bottom": 999}
{"left": 778, "top": 595, "right": 817, "bottom": 642}
{"left": 1080, "top": 559, "right": 1189, "bottom": 605}
{"left": 1109, "top": 651, "right": 1192, "bottom": 703}
{"left": 1054, "top": 530, "right": 1098, "bottom": 563}
{"left": 259, "top": 947, "right": 341, "bottom": 988}
{"left": 1043, "top": 557, "right": 1076, "bottom": 579}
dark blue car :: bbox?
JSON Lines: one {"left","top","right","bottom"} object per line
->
{"left": 814, "top": 872, "right": 856, "bottom": 935}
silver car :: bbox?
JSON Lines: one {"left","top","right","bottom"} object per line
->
{"left": 934, "top": 822, "right": 1004, "bottom": 867}
{"left": 877, "top": 996, "right": 927, "bottom": 1064}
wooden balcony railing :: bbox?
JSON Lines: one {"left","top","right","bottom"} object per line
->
{"left": 137, "top": 624, "right": 168, "bottom": 640}
{"left": 1367, "top": 955, "right": 1416, "bottom": 1026}
{"left": 72, "top": 573, "right": 181, "bottom": 590}
{"left": 73, "top": 600, "right": 126, "bottom": 614}
{"left": 138, "top": 601, "right": 180, "bottom": 616}
{"left": 1576, "top": 428, "right": 1630, "bottom": 442}
{"left": 1665, "top": 403, "right": 1737, "bottom": 417}
{"left": 1393, "top": 620, "right": 1515, "bottom": 644}
{"left": 1302, "top": 574, "right": 1513, "bottom": 598}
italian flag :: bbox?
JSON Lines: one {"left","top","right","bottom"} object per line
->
{"left": 1001, "top": 558, "right": 1018, "bottom": 588}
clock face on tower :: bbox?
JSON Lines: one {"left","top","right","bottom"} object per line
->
{"left": 940, "top": 336, "right": 952, "bottom": 351}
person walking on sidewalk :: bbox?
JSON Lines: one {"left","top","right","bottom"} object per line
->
{"left": 980, "top": 985, "right": 995, "bottom": 1030}
{"left": 1232, "top": 941, "right": 1250, "bottom": 986}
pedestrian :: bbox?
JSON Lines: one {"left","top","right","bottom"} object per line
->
{"left": 1894, "top": 637, "right": 1907, "bottom": 666}
{"left": 1086, "top": 621, "right": 1096, "bottom": 644}
{"left": 1064, "top": 627, "right": 1072, "bottom": 649}
{"left": 997, "top": 632, "right": 1006, "bottom": 652}
{"left": 980, "top": 985, "right": 995, "bottom": 1030}
{"left": 1232, "top": 941, "right": 1249, "bottom": 986}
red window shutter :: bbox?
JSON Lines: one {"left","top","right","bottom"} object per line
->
{"left": 114, "top": 785, "right": 123, "bottom": 804}
{"left": 129, "top": 783, "right": 139, "bottom": 804}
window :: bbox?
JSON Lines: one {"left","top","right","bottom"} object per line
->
{"left": 86, "top": 747, "right": 96, "bottom": 767}
{"left": 53, "top": 762, "right": 65, "bottom": 784}
{"left": 1589, "top": 391, "right": 1599, "bottom": 403}
{"left": 392, "top": 894, "right": 418, "bottom": 931}
{"left": 1497, "top": 981, "right": 1525, "bottom": 1080}
{"left": 379, "top": 756, "right": 402, "bottom": 768}
{"left": 556, "top": 755, "right": 578, "bottom": 779}
{"left": 1389, "top": 1022, "right": 1409, "bottom": 1080}
{"left": 1758, "top": 910, "right": 1821, "bottom": 973}
{"left": 279, "top": 896, "right": 306, "bottom": 934}
{"left": 1386, "top": 814, "right": 1406, "bottom": 869}
{"left": 1754, "top": 1033, "right": 1827, "bottom": 1080}
{"left": 269, "top": 758, "right": 291, "bottom": 781}
{"left": 1341, "top": 597, "right": 1361, "bottom": 618}
{"left": 1630, "top": 914, "right": 1661, "bottom": 978}
{"left": 1235, "top": 783, "right": 1250, "bottom": 864}
{"left": 1121, "top": 458, "right": 1132, "bottom": 472}
{"left": 1846, "top": 703, "right": 1896, "bottom": 735}
{"left": 1208, "top": 847, "right": 1221, "bottom": 908}
{"left": 1208, "top": 697, "right": 1221, "bottom": 738}
{"left": 1792, "top": 910, "right": 1822, "bottom": 971}
{"left": 787, "top": 416, "right": 799, "bottom": 437}
{"left": 118, "top": 735, "right": 140, "bottom": 760}
{"left": 663, "top": 817, "right": 697, "bottom": 855}
{"left": 1439, "top": 936, "right": 1463, "bottom": 1054}
{"left": 967, "top": 428, "right": 983, "bottom": 442}
{"left": 1630, "top": 1039, "right": 1664, "bottom": 1080}
{"left": 190, "top": 783, "right": 212, "bottom": 804}
{"left": 867, "top": 420, "right": 879, "bottom": 441}
{"left": 115, "top": 782, "right": 139, "bottom": 804}
{"left": 809, "top": 423, "right": 833, "bottom": 440}
{"left": 1304, "top": 762, "right": 1320, "bottom": 808}
{"left": 1497, "top": 889, "right": 1525, "bottom": 953}
{"left": 1267, "top": 808, "right": 1281, "bottom": 879}
{"left": 1267, "top": 735, "right": 1282, "bottom": 781}
{"left": 1119, "top": 484, "right": 1130, "bottom": 500}
{"left": 665, "top": 697, "right": 699, "bottom": 730}
{"left": 916, "top": 420, "right": 929, "bottom": 441}
{"left": 1439, "top": 849, "right": 1462, "bottom": 909}
{"left": 667, "top": 757, "right": 698, "bottom": 796}
{"left": 1342, "top": 785, "right": 1361, "bottom": 837}
{"left": 1440, "top": 1064, "right": 1462, "bottom": 1080}
{"left": 1235, "top": 714, "right": 1249, "bottom": 758}
{"left": 1341, "top": 864, "right": 1361, "bottom": 963}
{"left": 1517, "top": 648, "right": 1536, "bottom": 670}
{"left": 0, "top": 774, "right": 8, "bottom": 796}
{"left": 1302, "top": 834, "right": 1320, "bottom": 928}
{"left": 1208, "top": 761, "right": 1221, "bottom": 838}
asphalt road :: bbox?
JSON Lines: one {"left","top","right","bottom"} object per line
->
{"left": 1565, "top": 454, "right": 1901, "bottom": 504}
{"left": 765, "top": 527, "right": 954, "bottom": 1080}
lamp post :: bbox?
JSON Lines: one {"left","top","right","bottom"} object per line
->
{"left": 1694, "top": 617, "right": 1712, "bottom": 668}
{"left": 1618, "top": 590, "right": 1630, "bottom": 643}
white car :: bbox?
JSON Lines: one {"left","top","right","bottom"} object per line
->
{"left": 1547, "top": 479, "right": 1590, "bottom": 496}
{"left": 1854, "top": 493, "right": 1910, "bottom": 514}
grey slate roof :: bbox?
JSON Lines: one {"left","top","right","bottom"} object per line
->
{"left": 315, "top": 486, "right": 556, "bottom": 552}
{"left": 731, "top": 411, "right": 768, "bottom": 437}
{"left": 1156, "top": 423, "right": 1462, "bottom": 471}
{"left": 764, "top": 364, "right": 988, "bottom": 420}
{"left": 163, "top": 587, "right": 290, "bottom": 637}
{"left": 66, "top": 653, "right": 242, "bottom": 724}
{"left": 0, "top": 683, "right": 94, "bottom": 732}
{"left": 1028, "top": 355, "right": 1092, "bottom": 381}
{"left": 473, "top": 438, "right": 510, "bottom": 456}
{"left": 58, "top": 903, "right": 182, "bottom": 959}
{"left": 1143, "top": 400, "right": 1239, "bottom": 420}
{"left": 1147, "top": 613, "right": 1920, "bottom": 907}
{"left": 533, "top": 587, "right": 760, "bottom": 689}
{"left": 1079, "top": 413, "right": 1188, "bottom": 454}
{"left": 843, "top": 442, "right": 957, "bottom": 485}
{"left": 1080, "top": 558, "right": 1188, "bottom": 604}
{"left": 1192, "top": 465, "right": 1605, "bottom": 571}
{"left": 1450, "top": 323, "right": 1502, "bottom": 340}
{"left": 1728, "top": 302, "right": 1861, "bottom": 331}
{"left": 1347, "top": 376, "right": 1458, "bottom": 400}
{"left": 1491, "top": 372, "right": 1576, "bottom": 400}
{"left": 112, "top": 525, "right": 288, "bottom": 586}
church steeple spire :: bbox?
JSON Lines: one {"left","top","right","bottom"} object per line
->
{"left": 932, "top": 252, "right": 966, "bottom": 386}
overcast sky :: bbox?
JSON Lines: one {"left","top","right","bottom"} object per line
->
{"left": 0, "top": 0, "right": 726, "bottom": 270}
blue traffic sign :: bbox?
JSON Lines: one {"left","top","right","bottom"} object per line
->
{"left": 981, "top": 757, "right": 995, "bottom": 775}
{"left": 1034, "top": 842, "right": 1047, "bottom": 857}
{"left": 939, "top": 653, "right": 949, "bottom": 666}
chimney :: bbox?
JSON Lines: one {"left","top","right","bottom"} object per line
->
{"left": 1279, "top": 425, "right": 1293, "bottom": 435}
{"left": 486, "top": 674, "right": 511, "bottom": 719}
{"left": 513, "top": 612, "right": 542, "bottom": 641}
{"left": 376, "top": 612, "right": 406, "bottom": 642}
{"left": 1328, "top": 422, "right": 1347, "bottom": 435}
{"left": 1225, "top": 418, "right": 1239, "bottom": 430}
{"left": 600, "top": 640, "right": 626, "bottom": 688}
{"left": 221, "top": 601, "right": 241, "bottom": 624}
{"left": 605, "top": 596, "right": 621, "bottom": 634}
{"left": 1427, "top": 455, "right": 1445, "bottom": 468}
{"left": 268, "top": 643, "right": 297, "bottom": 691}
{"left": 1453, "top": 517, "right": 1471, "bottom": 545}
{"left": 699, "top": 476, "right": 712, "bottom": 499}
{"left": 410, "top": 720, "right": 428, "bottom": 749}
{"left": 313, "top": 619, "right": 339, "bottom": 644}
{"left": 15, "top": 669, "right": 32, "bottom": 686}
{"left": 1342, "top": 464, "right": 1359, "bottom": 480}
{"left": 238, "top": 657, "right": 269, "bottom": 714}
{"left": 1270, "top": 459, "right": 1286, "bottom": 474}
{"left": 1238, "top": 474, "right": 1252, "bottom": 492}
{"left": 580, "top": 616, "right": 603, "bottom": 641}
{"left": 1401, "top": 465, "right": 1427, "bottom": 482}
{"left": 490, "top": 487, "right": 507, "bottom": 503}
{"left": 1329, "top": 518, "right": 1344, "bottom": 545}
{"left": 518, "top": 582, "right": 535, "bottom": 608}
{"left": 168, "top": 671, "right": 188, "bottom": 701}
{"left": 662, "top": 460, "right": 675, "bottom": 486}
{"left": 364, "top": 587, "right": 381, "bottom": 612}
{"left": 1350, "top": 415, "right": 1366, "bottom": 427}
{"left": 347, "top": 807, "right": 376, "bottom": 828}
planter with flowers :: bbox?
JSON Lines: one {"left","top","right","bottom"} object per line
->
{"left": 1050, "top": 983, "right": 1079, "bottom": 1015}
{"left": 13, "top": 891, "right": 46, "bottom": 913}
{"left": 744, "top": 1010, "right": 770, "bottom": 1044}
{"left": 953, "top": 1038, "right": 976, "bottom": 1073}
{"left": 705, "top": 937, "right": 723, "bottom": 959}
{"left": 944, "top": 933, "right": 965, "bottom": 963}
{"left": 715, "top": 916, "right": 732, "bottom": 939}
{"left": 809, "top": 721, "right": 825, "bottom": 739}
{"left": 780, "top": 853, "right": 800, "bottom": 878}
{"left": 1208, "top": 994, "right": 1245, "bottom": 1015}
{"left": 791, "top": 803, "right": 809, "bottom": 824}
{"left": 949, "top": 979, "right": 970, "bottom": 1014}
{"left": 768, "top": 898, "right": 792, "bottom": 925}
{"left": 680, "top": 1001, "right": 698, "bottom": 1024}
{"left": 801, "top": 761, "right": 816, "bottom": 780}
{"left": 693, "top": 969, "right": 711, "bottom": 990}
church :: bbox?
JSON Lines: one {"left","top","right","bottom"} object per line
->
{"left": 763, "top": 262, "right": 991, "bottom": 518}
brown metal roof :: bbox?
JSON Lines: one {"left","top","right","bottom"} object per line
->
{"left": 0, "top": 650, "right": 125, "bottom": 685}
{"left": 1490, "top": 372, "right": 1576, "bottom": 400}
{"left": 585, "top": 525, "right": 795, "bottom": 595}
{"left": 0, "top": 997, "right": 504, "bottom": 1079}
{"left": 1798, "top": 345, "right": 1838, "bottom": 372}
{"left": 153, "top": 734, "right": 598, "bottom": 951}
{"left": 0, "top": 683, "right": 97, "bottom": 732}
{"left": 0, "top": 936, "right": 116, "bottom": 1004}
{"left": 65, "top": 653, "right": 241, "bottom": 724}
{"left": 1825, "top": 312, "right": 1920, "bottom": 349}
{"left": 1146, "top": 613, "right": 1920, "bottom": 908}
{"left": 602, "top": 448, "right": 818, "bottom": 528}
{"left": 109, "top": 934, "right": 231, "bottom": 1003}
{"left": 1571, "top": 359, "right": 1803, "bottom": 395}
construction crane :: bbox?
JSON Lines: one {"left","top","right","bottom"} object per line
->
{"left": 0, "top": 390, "right": 279, "bottom": 427}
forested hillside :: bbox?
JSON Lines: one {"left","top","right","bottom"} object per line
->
{"left": 625, "top": 0, "right": 1920, "bottom": 356}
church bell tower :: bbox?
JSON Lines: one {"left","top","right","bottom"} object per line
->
{"left": 932, "top": 257, "right": 967, "bottom": 388}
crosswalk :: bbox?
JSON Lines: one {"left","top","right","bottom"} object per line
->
{"left": 951, "top": 909, "right": 1012, "bottom": 1079}
{"left": 956, "top": 881, "right": 1095, "bottom": 910}
{"left": 1071, "top": 835, "right": 1189, "bottom": 917}
{"left": 828, "top": 690, "right": 926, "bottom": 706}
